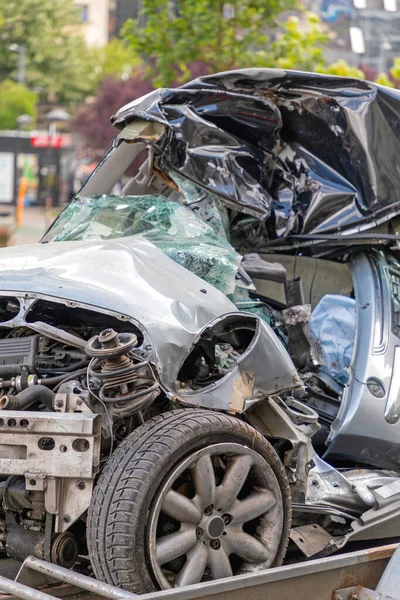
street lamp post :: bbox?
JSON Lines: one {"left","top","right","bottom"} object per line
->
{"left": 45, "top": 109, "right": 71, "bottom": 135}
{"left": 9, "top": 44, "right": 26, "bottom": 84}
{"left": 16, "top": 114, "right": 33, "bottom": 130}
{"left": 379, "top": 41, "right": 393, "bottom": 74}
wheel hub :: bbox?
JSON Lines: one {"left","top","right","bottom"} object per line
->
{"left": 198, "top": 513, "right": 225, "bottom": 540}
{"left": 207, "top": 515, "right": 225, "bottom": 539}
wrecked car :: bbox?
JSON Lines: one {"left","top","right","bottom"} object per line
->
{"left": 1, "top": 69, "right": 400, "bottom": 593}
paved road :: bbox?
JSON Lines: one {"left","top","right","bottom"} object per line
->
{"left": 2, "top": 206, "right": 61, "bottom": 246}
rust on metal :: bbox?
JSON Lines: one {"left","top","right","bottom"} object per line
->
{"left": 339, "top": 544, "right": 397, "bottom": 591}
{"left": 364, "top": 544, "right": 398, "bottom": 562}
{"left": 228, "top": 370, "right": 255, "bottom": 414}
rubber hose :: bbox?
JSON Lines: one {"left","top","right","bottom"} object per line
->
{"left": 52, "top": 369, "right": 88, "bottom": 393}
{"left": 39, "top": 367, "right": 87, "bottom": 387}
{"left": 39, "top": 359, "right": 90, "bottom": 376}
{"left": 0, "top": 385, "right": 55, "bottom": 411}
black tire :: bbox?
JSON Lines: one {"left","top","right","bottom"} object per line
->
{"left": 88, "top": 409, "right": 291, "bottom": 593}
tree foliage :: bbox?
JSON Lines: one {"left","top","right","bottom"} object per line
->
{"left": 73, "top": 74, "right": 152, "bottom": 152}
{"left": 123, "top": 3, "right": 369, "bottom": 87}
{"left": 0, "top": 79, "right": 37, "bottom": 129}
{"left": 259, "top": 13, "right": 330, "bottom": 72}
{"left": 318, "top": 59, "right": 365, "bottom": 79}
{"left": 391, "top": 58, "right": 400, "bottom": 81}
{"left": 373, "top": 58, "right": 400, "bottom": 88}
{"left": 92, "top": 39, "right": 141, "bottom": 87}
{"left": 0, "top": 0, "right": 100, "bottom": 103}
{"left": 122, "top": 0, "right": 299, "bottom": 87}
{"left": 0, "top": 0, "right": 143, "bottom": 106}
{"left": 375, "top": 72, "right": 394, "bottom": 87}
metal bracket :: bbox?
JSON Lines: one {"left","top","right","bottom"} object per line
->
{"left": 0, "top": 400, "right": 101, "bottom": 534}
{"left": 290, "top": 524, "right": 333, "bottom": 557}
{"left": 15, "top": 555, "right": 137, "bottom": 599}
{"left": 0, "top": 408, "right": 101, "bottom": 478}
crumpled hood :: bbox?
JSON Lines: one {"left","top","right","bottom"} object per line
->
{"left": 0, "top": 237, "right": 236, "bottom": 384}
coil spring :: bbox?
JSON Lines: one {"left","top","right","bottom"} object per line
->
{"left": 86, "top": 329, "right": 159, "bottom": 416}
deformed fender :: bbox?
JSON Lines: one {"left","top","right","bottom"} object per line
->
{"left": 174, "top": 312, "right": 301, "bottom": 413}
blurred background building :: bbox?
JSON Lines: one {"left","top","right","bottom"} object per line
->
{"left": 308, "top": 0, "right": 400, "bottom": 74}
{"left": 109, "top": 0, "right": 143, "bottom": 37}
{"left": 74, "top": 0, "right": 110, "bottom": 47}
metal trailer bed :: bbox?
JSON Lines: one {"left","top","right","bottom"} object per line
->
{"left": 0, "top": 544, "right": 399, "bottom": 600}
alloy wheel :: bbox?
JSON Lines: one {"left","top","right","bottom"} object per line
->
{"left": 148, "top": 442, "right": 284, "bottom": 588}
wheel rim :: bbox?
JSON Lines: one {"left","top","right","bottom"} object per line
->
{"left": 148, "top": 442, "right": 284, "bottom": 589}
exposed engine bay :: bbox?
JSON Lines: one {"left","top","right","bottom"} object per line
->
{"left": 0, "top": 283, "right": 345, "bottom": 570}
{"left": 0, "top": 295, "right": 161, "bottom": 567}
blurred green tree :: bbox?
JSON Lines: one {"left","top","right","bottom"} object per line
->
{"left": 318, "top": 58, "right": 364, "bottom": 78}
{"left": 391, "top": 58, "right": 400, "bottom": 80}
{"left": 0, "top": 0, "right": 128, "bottom": 103}
{"left": 0, "top": 79, "right": 37, "bottom": 129}
{"left": 123, "top": 3, "right": 365, "bottom": 86}
{"left": 92, "top": 39, "right": 141, "bottom": 84}
{"left": 122, "top": 0, "right": 299, "bottom": 87}
{"left": 374, "top": 58, "right": 400, "bottom": 88}
{"left": 375, "top": 72, "right": 394, "bottom": 87}
{"left": 257, "top": 13, "right": 329, "bottom": 71}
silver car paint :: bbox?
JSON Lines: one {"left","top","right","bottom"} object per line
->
{"left": 0, "top": 237, "right": 299, "bottom": 410}
{"left": 177, "top": 313, "right": 300, "bottom": 412}
{"left": 326, "top": 252, "right": 400, "bottom": 470}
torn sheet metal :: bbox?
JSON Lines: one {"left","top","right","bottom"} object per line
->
{"left": 112, "top": 69, "right": 400, "bottom": 245}
{"left": 290, "top": 524, "right": 333, "bottom": 557}
{"left": 177, "top": 314, "right": 300, "bottom": 412}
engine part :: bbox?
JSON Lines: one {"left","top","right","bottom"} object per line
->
{"left": 6, "top": 517, "right": 46, "bottom": 562}
{"left": 36, "top": 339, "right": 88, "bottom": 373}
{"left": 0, "top": 477, "right": 37, "bottom": 512}
{"left": 0, "top": 335, "right": 37, "bottom": 376}
{"left": 50, "top": 532, "right": 79, "bottom": 568}
{"left": 0, "top": 385, "right": 55, "bottom": 410}
{"left": 0, "top": 408, "right": 100, "bottom": 479}
{"left": 38, "top": 368, "right": 88, "bottom": 389}
{"left": 0, "top": 397, "right": 101, "bottom": 532}
{"left": 87, "top": 328, "right": 159, "bottom": 416}
{"left": 86, "top": 329, "right": 138, "bottom": 359}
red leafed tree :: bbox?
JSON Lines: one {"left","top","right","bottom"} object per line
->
{"left": 73, "top": 63, "right": 210, "bottom": 153}
{"left": 73, "top": 73, "right": 153, "bottom": 153}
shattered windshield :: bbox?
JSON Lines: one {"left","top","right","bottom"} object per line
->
{"left": 42, "top": 193, "right": 241, "bottom": 294}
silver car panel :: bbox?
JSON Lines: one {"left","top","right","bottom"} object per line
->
{"left": 326, "top": 252, "right": 400, "bottom": 471}
{"left": 0, "top": 237, "right": 233, "bottom": 382}
{"left": 177, "top": 313, "right": 300, "bottom": 412}
{"left": 0, "top": 238, "right": 299, "bottom": 411}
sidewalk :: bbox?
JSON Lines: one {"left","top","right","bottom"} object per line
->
{"left": 5, "top": 206, "right": 61, "bottom": 246}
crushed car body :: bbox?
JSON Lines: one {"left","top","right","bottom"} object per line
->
{"left": 112, "top": 68, "right": 400, "bottom": 244}
{"left": 0, "top": 69, "right": 400, "bottom": 593}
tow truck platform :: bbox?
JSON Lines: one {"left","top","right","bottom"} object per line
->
{"left": 0, "top": 543, "right": 399, "bottom": 600}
